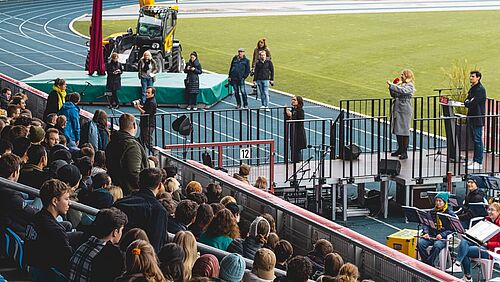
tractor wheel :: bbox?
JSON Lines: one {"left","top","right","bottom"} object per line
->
{"left": 170, "top": 46, "right": 183, "bottom": 73}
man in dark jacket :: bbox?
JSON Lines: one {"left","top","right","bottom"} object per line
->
{"left": 464, "top": 70, "right": 486, "bottom": 170}
{"left": 228, "top": 48, "right": 251, "bottom": 109}
{"left": 0, "top": 87, "right": 11, "bottom": 110}
{"left": 105, "top": 113, "right": 148, "bottom": 195}
{"left": 167, "top": 199, "right": 198, "bottom": 234}
{"left": 18, "top": 144, "right": 49, "bottom": 190}
{"left": 24, "top": 179, "right": 73, "bottom": 275}
{"left": 114, "top": 168, "right": 168, "bottom": 253}
{"left": 0, "top": 153, "right": 37, "bottom": 238}
{"left": 253, "top": 50, "right": 274, "bottom": 110}
{"left": 134, "top": 86, "right": 157, "bottom": 152}
{"left": 457, "top": 178, "right": 487, "bottom": 226}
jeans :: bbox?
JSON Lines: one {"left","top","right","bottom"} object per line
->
{"left": 256, "top": 80, "right": 270, "bottom": 107}
{"left": 417, "top": 238, "right": 447, "bottom": 266}
{"left": 232, "top": 79, "right": 248, "bottom": 107}
{"left": 140, "top": 77, "right": 154, "bottom": 104}
{"left": 468, "top": 125, "right": 484, "bottom": 164}
{"left": 455, "top": 239, "right": 489, "bottom": 275}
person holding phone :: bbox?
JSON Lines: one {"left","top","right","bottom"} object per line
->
{"left": 106, "top": 52, "right": 122, "bottom": 109}
{"left": 253, "top": 50, "right": 274, "bottom": 110}
{"left": 184, "top": 51, "right": 202, "bottom": 110}
{"left": 285, "top": 96, "right": 307, "bottom": 163}
{"left": 134, "top": 87, "right": 157, "bottom": 151}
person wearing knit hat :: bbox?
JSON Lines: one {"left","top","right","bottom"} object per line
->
{"left": 192, "top": 254, "right": 220, "bottom": 278}
{"left": 220, "top": 253, "right": 246, "bottom": 282}
{"left": 243, "top": 248, "right": 276, "bottom": 282}
{"left": 417, "top": 191, "right": 456, "bottom": 267}
{"left": 57, "top": 163, "right": 82, "bottom": 189}
{"left": 29, "top": 126, "right": 45, "bottom": 144}
{"left": 233, "top": 163, "right": 251, "bottom": 184}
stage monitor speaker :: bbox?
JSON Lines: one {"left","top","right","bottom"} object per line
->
{"left": 172, "top": 115, "right": 192, "bottom": 136}
{"left": 379, "top": 159, "right": 401, "bottom": 176}
{"left": 342, "top": 144, "right": 361, "bottom": 160}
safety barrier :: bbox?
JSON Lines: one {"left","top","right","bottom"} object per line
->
{"left": 157, "top": 148, "right": 460, "bottom": 282}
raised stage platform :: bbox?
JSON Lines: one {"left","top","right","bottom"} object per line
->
{"left": 22, "top": 70, "right": 229, "bottom": 108}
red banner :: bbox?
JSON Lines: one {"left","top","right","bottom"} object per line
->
{"left": 87, "top": 0, "right": 105, "bottom": 75}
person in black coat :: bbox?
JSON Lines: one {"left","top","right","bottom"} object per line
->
{"left": 184, "top": 51, "right": 202, "bottom": 110}
{"left": 106, "top": 52, "right": 122, "bottom": 109}
{"left": 134, "top": 86, "right": 157, "bottom": 152}
{"left": 457, "top": 178, "right": 487, "bottom": 227}
{"left": 464, "top": 70, "right": 487, "bottom": 169}
{"left": 286, "top": 96, "right": 307, "bottom": 163}
{"left": 0, "top": 87, "right": 11, "bottom": 110}
{"left": 43, "top": 78, "right": 66, "bottom": 122}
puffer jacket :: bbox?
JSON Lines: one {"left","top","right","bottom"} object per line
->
{"left": 226, "top": 236, "right": 263, "bottom": 260}
{"left": 58, "top": 101, "right": 80, "bottom": 143}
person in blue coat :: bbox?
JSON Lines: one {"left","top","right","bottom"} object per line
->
{"left": 417, "top": 192, "right": 456, "bottom": 266}
{"left": 228, "top": 48, "right": 250, "bottom": 109}
{"left": 58, "top": 92, "right": 81, "bottom": 148}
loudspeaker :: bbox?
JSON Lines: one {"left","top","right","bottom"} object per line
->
{"left": 379, "top": 159, "right": 401, "bottom": 176}
{"left": 172, "top": 115, "right": 192, "bottom": 136}
{"left": 342, "top": 144, "right": 361, "bottom": 160}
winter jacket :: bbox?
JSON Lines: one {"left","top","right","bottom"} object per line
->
{"left": 253, "top": 59, "right": 274, "bottom": 81}
{"left": 457, "top": 188, "right": 487, "bottom": 223}
{"left": 106, "top": 61, "right": 122, "bottom": 91}
{"left": 422, "top": 205, "right": 456, "bottom": 238}
{"left": 0, "top": 92, "right": 9, "bottom": 110}
{"left": 114, "top": 189, "right": 168, "bottom": 253}
{"left": 24, "top": 209, "right": 73, "bottom": 275}
{"left": 199, "top": 233, "right": 233, "bottom": 251}
{"left": 229, "top": 55, "right": 250, "bottom": 81}
{"left": 82, "top": 188, "right": 114, "bottom": 209}
{"left": 485, "top": 216, "right": 500, "bottom": 251}
{"left": 44, "top": 87, "right": 66, "bottom": 121}
{"left": 137, "top": 58, "right": 158, "bottom": 80}
{"left": 80, "top": 121, "right": 109, "bottom": 151}
{"left": 289, "top": 107, "right": 307, "bottom": 151}
{"left": 105, "top": 130, "right": 148, "bottom": 195}
{"left": 227, "top": 237, "right": 263, "bottom": 260}
{"left": 389, "top": 83, "right": 414, "bottom": 136}
{"left": 184, "top": 59, "right": 203, "bottom": 95}
{"left": 0, "top": 186, "right": 37, "bottom": 238}
{"left": 167, "top": 217, "right": 188, "bottom": 235}
{"left": 58, "top": 101, "right": 81, "bottom": 143}
{"left": 465, "top": 82, "right": 487, "bottom": 127}
{"left": 139, "top": 96, "right": 157, "bottom": 129}
{"left": 252, "top": 47, "right": 272, "bottom": 69}
{"left": 18, "top": 163, "right": 49, "bottom": 190}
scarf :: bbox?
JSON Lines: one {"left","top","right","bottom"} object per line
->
{"left": 52, "top": 85, "right": 66, "bottom": 110}
{"left": 434, "top": 202, "right": 448, "bottom": 231}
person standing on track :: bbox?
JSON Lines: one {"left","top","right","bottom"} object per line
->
{"left": 386, "top": 69, "right": 415, "bottom": 160}
{"left": 228, "top": 48, "right": 250, "bottom": 109}
{"left": 184, "top": 51, "right": 202, "bottom": 111}
{"left": 138, "top": 51, "right": 158, "bottom": 105}
{"left": 251, "top": 38, "right": 272, "bottom": 72}
{"left": 253, "top": 51, "right": 274, "bottom": 110}
{"left": 106, "top": 52, "right": 123, "bottom": 109}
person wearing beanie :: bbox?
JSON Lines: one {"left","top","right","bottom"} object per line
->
{"left": 243, "top": 248, "right": 276, "bottom": 282}
{"left": 233, "top": 163, "right": 251, "bottom": 184}
{"left": 192, "top": 254, "right": 220, "bottom": 278}
{"left": 29, "top": 126, "right": 45, "bottom": 144}
{"left": 455, "top": 178, "right": 487, "bottom": 227}
{"left": 220, "top": 253, "right": 246, "bottom": 282}
{"left": 417, "top": 191, "right": 455, "bottom": 266}
{"left": 57, "top": 163, "right": 83, "bottom": 227}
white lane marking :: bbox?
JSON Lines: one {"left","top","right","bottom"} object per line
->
{"left": 0, "top": 45, "right": 54, "bottom": 70}
{"left": 0, "top": 59, "right": 34, "bottom": 76}
{"left": 366, "top": 216, "right": 401, "bottom": 231}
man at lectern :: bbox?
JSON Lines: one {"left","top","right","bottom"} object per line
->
{"left": 464, "top": 71, "right": 486, "bottom": 170}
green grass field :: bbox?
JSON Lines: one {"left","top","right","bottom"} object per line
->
{"left": 74, "top": 11, "right": 500, "bottom": 107}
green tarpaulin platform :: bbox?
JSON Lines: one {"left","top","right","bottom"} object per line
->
{"left": 22, "top": 70, "right": 229, "bottom": 107}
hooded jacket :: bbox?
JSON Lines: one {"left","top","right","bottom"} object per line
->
{"left": 58, "top": 101, "right": 81, "bottom": 143}
{"left": 457, "top": 188, "right": 487, "bottom": 222}
{"left": 105, "top": 130, "right": 148, "bottom": 195}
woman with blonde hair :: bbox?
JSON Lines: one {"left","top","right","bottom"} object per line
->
{"left": 386, "top": 69, "right": 415, "bottom": 160}
{"left": 336, "top": 263, "right": 359, "bottom": 282}
{"left": 254, "top": 176, "right": 267, "bottom": 190}
{"left": 173, "top": 231, "right": 198, "bottom": 281}
{"left": 252, "top": 38, "right": 272, "bottom": 71}
{"left": 116, "top": 239, "right": 166, "bottom": 282}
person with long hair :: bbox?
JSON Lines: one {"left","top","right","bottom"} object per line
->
{"left": 184, "top": 51, "right": 203, "bottom": 110}
{"left": 386, "top": 69, "right": 415, "bottom": 160}
{"left": 173, "top": 231, "right": 198, "bottom": 281}
{"left": 138, "top": 51, "right": 158, "bottom": 105}
{"left": 116, "top": 239, "right": 166, "bottom": 282}
{"left": 286, "top": 95, "right": 307, "bottom": 163}
{"left": 81, "top": 109, "right": 109, "bottom": 151}
{"left": 106, "top": 52, "right": 123, "bottom": 109}
{"left": 44, "top": 78, "right": 66, "bottom": 121}
{"left": 158, "top": 243, "right": 185, "bottom": 282}
{"left": 336, "top": 263, "right": 359, "bottom": 282}
{"left": 199, "top": 208, "right": 240, "bottom": 251}
{"left": 251, "top": 38, "right": 272, "bottom": 71}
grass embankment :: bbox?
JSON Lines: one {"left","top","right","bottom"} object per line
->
{"left": 74, "top": 11, "right": 500, "bottom": 109}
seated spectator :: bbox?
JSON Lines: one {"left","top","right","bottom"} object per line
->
{"left": 220, "top": 253, "right": 246, "bottom": 282}
{"left": 188, "top": 191, "right": 208, "bottom": 205}
{"left": 0, "top": 139, "right": 13, "bottom": 154}
{"left": 75, "top": 156, "right": 93, "bottom": 202}
{"left": 25, "top": 179, "right": 73, "bottom": 276}
{"left": 158, "top": 192, "right": 177, "bottom": 216}
{"left": 79, "top": 145, "right": 95, "bottom": 166}
{"left": 158, "top": 243, "right": 185, "bottom": 282}
{"left": 243, "top": 248, "right": 276, "bottom": 282}
{"left": 148, "top": 155, "right": 159, "bottom": 168}
{"left": 7, "top": 104, "right": 20, "bottom": 121}
{"left": 91, "top": 150, "right": 106, "bottom": 176}
{"left": 274, "top": 240, "right": 294, "bottom": 271}
{"left": 107, "top": 185, "right": 124, "bottom": 203}
{"left": 119, "top": 227, "right": 149, "bottom": 254}
{"left": 57, "top": 164, "right": 83, "bottom": 228}
{"left": 0, "top": 87, "right": 11, "bottom": 110}
{"left": 189, "top": 203, "right": 214, "bottom": 239}
{"left": 186, "top": 180, "right": 203, "bottom": 194}
{"left": 456, "top": 177, "right": 487, "bottom": 227}
{"left": 228, "top": 216, "right": 271, "bottom": 260}
{"left": 50, "top": 145, "right": 72, "bottom": 164}
{"left": 55, "top": 115, "right": 68, "bottom": 142}
{"left": 68, "top": 207, "right": 128, "bottom": 282}
{"left": 199, "top": 208, "right": 240, "bottom": 251}
{"left": 83, "top": 172, "right": 114, "bottom": 209}
{"left": 165, "top": 176, "right": 182, "bottom": 202}
{"left": 12, "top": 136, "right": 30, "bottom": 163}
{"left": 10, "top": 125, "right": 29, "bottom": 140}
{"left": 192, "top": 254, "right": 220, "bottom": 279}
{"left": 45, "top": 113, "right": 57, "bottom": 130}
{"left": 42, "top": 128, "right": 60, "bottom": 151}
{"left": 45, "top": 159, "right": 67, "bottom": 180}
{"left": 58, "top": 92, "right": 81, "bottom": 148}
{"left": 316, "top": 253, "right": 344, "bottom": 282}
{"left": 168, "top": 199, "right": 198, "bottom": 234}
{"left": 116, "top": 239, "right": 166, "bottom": 282}
{"left": 210, "top": 202, "right": 225, "bottom": 215}
{"left": 28, "top": 125, "right": 45, "bottom": 145}
{"left": 0, "top": 153, "right": 37, "bottom": 237}
{"left": 336, "top": 263, "right": 359, "bottom": 282}
{"left": 59, "top": 134, "right": 68, "bottom": 147}
{"left": 174, "top": 231, "right": 198, "bottom": 281}
{"left": 226, "top": 202, "right": 243, "bottom": 223}
{"left": 114, "top": 167, "right": 168, "bottom": 253}
{"left": 265, "top": 232, "right": 279, "bottom": 251}
{"left": 206, "top": 183, "right": 222, "bottom": 204}
{"left": 261, "top": 213, "right": 277, "bottom": 233}
{"left": 18, "top": 144, "right": 49, "bottom": 190}
{"left": 254, "top": 176, "right": 267, "bottom": 190}
{"left": 221, "top": 195, "right": 237, "bottom": 206}
{"left": 80, "top": 109, "right": 109, "bottom": 151}
{"left": 307, "top": 239, "right": 334, "bottom": 276}
{"left": 233, "top": 163, "right": 251, "bottom": 184}
{"left": 276, "top": 256, "right": 313, "bottom": 282}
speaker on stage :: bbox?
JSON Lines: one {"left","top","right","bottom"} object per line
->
{"left": 341, "top": 144, "right": 361, "bottom": 160}
{"left": 379, "top": 159, "right": 401, "bottom": 176}
{"left": 172, "top": 115, "right": 192, "bottom": 136}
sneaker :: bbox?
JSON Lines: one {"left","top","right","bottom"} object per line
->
{"left": 467, "top": 162, "right": 483, "bottom": 170}
{"left": 391, "top": 150, "right": 401, "bottom": 157}
{"left": 462, "top": 275, "right": 472, "bottom": 282}
{"left": 445, "top": 262, "right": 462, "bottom": 273}
{"left": 265, "top": 107, "right": 270, "bottom": 112}
{"left": 243, "top": 105, "right": 248, "bottom": 109}
{"left": 399, "top": 152, "right": 408, "bottom": 160}
{"left": 236, "top": 105, "right": 241, "bottom": 109}
{"left": 186, "top": 106, "right": 192, "bottom": 110}
{"left": 193, "top": 107, "right": 198, "bottom": 111}
{"left": 260, "top": 106, "right": 265, "bottom": 109}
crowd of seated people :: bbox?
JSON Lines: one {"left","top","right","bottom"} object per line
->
{"left": 0, "top": 86, "right": 374, "bottom": 282}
